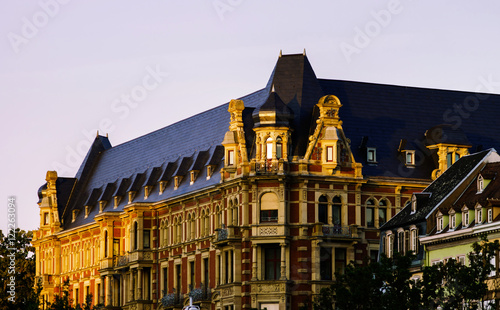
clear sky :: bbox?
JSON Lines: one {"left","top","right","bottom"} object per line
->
{"left": 2, "top": 1, "right": 500, "bottom": 233}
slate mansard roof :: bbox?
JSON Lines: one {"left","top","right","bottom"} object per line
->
{"left": 40, "top": 53, "right": 500, "bottom": 230}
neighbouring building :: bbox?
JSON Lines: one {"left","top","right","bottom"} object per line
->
{"left": 33, "top": 52, "right": 500, "bottom": 310}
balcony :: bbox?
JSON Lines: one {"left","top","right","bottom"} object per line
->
{"left": 251, "top": 224, "right": 288, "bottom": 238}
{"left": 313, "top": 224, "right": 359, "bottom": 239}
{"left": 213, "top": 225, "right": 241, "bottom": 246}
{"left": 252, "top": 160, "right": 288, "bottom": 175}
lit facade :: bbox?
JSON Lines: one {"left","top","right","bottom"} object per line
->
{"left": 33, "top": 53, "right": 500, "bottom": 310}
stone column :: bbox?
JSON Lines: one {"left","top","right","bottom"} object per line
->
{"left": 251, "top": 244, "right": 258, "bottom": 280}
{"left": 137, "top": 267, "right": 143, "bottom": 300}
{"left": 99, "top": 277, "right": 105, "bottom": 305}
{"left": 129, "top": 269, "right": 134, "bottom": 301}
{"left": 105, "top": 275, "right": 112, "bottom": 306}
{"left": 280, "top": 243, "right": 287, "bottom": 280}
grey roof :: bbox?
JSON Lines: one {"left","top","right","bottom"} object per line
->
{"left": 41, "top": 53, "right": 500, "bottom": 230}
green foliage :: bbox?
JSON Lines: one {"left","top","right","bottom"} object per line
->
{"left": 46, "top": 279, "right": 103, "bottom": 310}
{"left": 314, "top": 237, "right": 500, "bottom": 310}
{"left": 0, "top": 229, "right": 40, "bottom": 310}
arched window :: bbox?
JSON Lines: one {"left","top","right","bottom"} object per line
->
{"left": 276, "top": 137, "right": 282, "bottom": 159}
{"left": 366, "top": 199, "right": 375, "bottom": 227}
{"left": 205, "top": 209, "right": 210, "bottom": 235}
{"left": 379, "top": 199, "right": 388, "bottom": 226}
{"left": 233, "top": 199, "right": 239, "bottom": 226}
{"left": 200, "top": 210, "right": 206, "bottom": 237}
{"left": 191, "top": 213, "right": 196, "bottom": 240}
{"left": 133, "top": 221, "right": 138, "bottom": 250}
{"left": 318, "top": 195, "right": 328, "bottom": 224}
{"left": 266, "top": 137, "right": 273, "bottom": 160}
{"left": 104, "top": 230, "right": 108, "bottom": 258}
{"left": 260, "top": 192, "right": 279, "bottom": 223}
{"left": 332, "top": 196, "right": 341, "bottom": 225}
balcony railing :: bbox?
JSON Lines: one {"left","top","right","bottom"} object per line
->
{"left": 315, "top": 224, "right": 359, "bottom": 238}
{"left": 189, "top": 283, "right": 211, "bottom": 302}
{"left": 253, "top": 160, "right": 288, "bottom": 174}
{"left": 161, "top": 290, "right": 183, "bottom": 308}
{"left": 217, "top": 227, "right": 228, "bottom": 241}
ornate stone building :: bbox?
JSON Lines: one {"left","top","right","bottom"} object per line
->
{"left": 33, "top": 52, "right": 500, "bottom": 310}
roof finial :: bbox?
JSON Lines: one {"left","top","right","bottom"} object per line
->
{"left": 279, "top": 49, "right": 282, "bottom": 58}
{"left": 106, "top": 133, "right": 109, "bottom": 138}
{"left": 271, "top": 84, "right": 275, "bottom": 92}
{"left": 303, "top": 48, "right": 306, "bottom": 56}
{"left": 96, "top": 130, "right": 99, "bottom": 137}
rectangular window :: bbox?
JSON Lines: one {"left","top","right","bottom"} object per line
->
{"left": 260, "top": 210, "right": 278, "bottom": 222}
{"left": 366, "top": 207, "right": 374, "bottom": 227}
{"left": 326, "top": 146, "right": 334, "bottom": 162}
{"left": 406, "top": 151, "right": 415, "bottom": 165}
{"left": 203, "top": 258, "right": 209, "bottom": 288}
{"left": 144, "top": 230, "right": 150, "bottom": 249}
{"left": 464, "top": 212, "right": 469, "bottom": 226}
{"left": 228, "top": 150, "right": 234, "bottom": 165}
{"left": 176, "top": 264, "right": 181, "bottom": 294}
{"left": 320, "top": 247, "right": 332, "bottom": 280}
{"left": 451, "top": 215, "right": 456, "bottom": 229}
{"left": 163, "top": 267, "right": 168, "bottom": 294}
{"left": 190, "top": 261, "right": 195, "bottom": 289}
{"left": 266, "top": 142, "right": 273, "bottom": 159}
{"left": 489, "top": 209, "right": 493, "bottom": 223}
{"left": 43, "top": 212, "right": 49, "bottom": 225}
{"left": 113, "top": 239, "right": 120, "bottom": 256}
{"left": 447, "top": 153, "right": 453, "bottom": 168}
{"left": 367, "top": 148, "right": 376, "bottom": 163}
{"left": 264, "top": 246, "right": 280, "bottom": 280}
{"left": 335, "top": 248, "right": 347, "bottom": 275}
{"left": 370, "top": 250, "right": 379, "bottom": 263}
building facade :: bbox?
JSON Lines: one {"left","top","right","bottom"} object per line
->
{"left": 33, "top": 53, "right": 500, "bottom": 310}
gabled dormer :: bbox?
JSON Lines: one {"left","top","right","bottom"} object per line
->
{"left": 461, "top": 205, "right": 471, "bottom": 227}
{"left": 474, "top": 203, "right": 484, "bottom": 225}
{"left": 305, "top": 95, "right": 362, "bottom": 177}
{"left": 436, "top": 210, "right": 447, "bottom": 232}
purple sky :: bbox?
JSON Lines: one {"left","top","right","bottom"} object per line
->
{"left": 2, "top": 1, "right": 500, "bottom": 233}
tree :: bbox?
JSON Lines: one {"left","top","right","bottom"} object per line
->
{"left": 0, "top": 229, "right": 40, "bottom": 310}
{"left": 315, "top": 238, "right": 500, "bottom": 310}
{"left": 46, "top": 279, "right": 103, "bottom": 310}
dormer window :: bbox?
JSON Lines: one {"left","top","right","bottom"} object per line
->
{"left": 227, "top": 150, "right": 235, "bottom": 166}
{"left": 174, "top": 176, "right": 181, "bottom": 189}
{"left": 85, "top": 206, "right": 90, "bottom": 218}
{"left": 405, "top": 150, "right": 415, "bottom": 166}
{"left": 447, "top": 152, "right": 460, "bottom": 168}
{"left": 206, "top": 166, "right": 213, "bottom": 180}
{"left": 72, "top": 209, "right": 80, "bottom": 223}
{"left": 411, "top": 195, "right": 417, "bottom": 214}
{"left": 190, "top": 171, "right": 197, "bottom": 185}
{"left": 488, "top": 208, "right": 493, "bottom": 223}
{"left": 367, "top": 147, "right": 377, "bottom": 163}
{"left": 475, "top": 204, "right": 483, "bottom": 225}
{"left": 450, "top": 213, "right": 456, "bottom": 230}
{"left": 437, "top": 214, "right": 444, "bottom": 232}
{"left": 326, "top": 146, "right": 334, "bottom": 162}
{"left": 462, "top": 206, "right": 470, "bottom": 227}
{"left": 477, "top": 175, "right": 484, "bottom": 193}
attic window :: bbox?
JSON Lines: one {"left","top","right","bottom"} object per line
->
{"left": 190, "top": 171, "right": 197, "bottom": 185}
{"left": 227, "top": 150, "right": 235, "bottom": 166}
{"left": 476, "top": 204, "right": 483, "bottom": 225}
{"left": 206, "top": 166, "right": 213, "bottom": 180}
{"left": 436, "top": 214, "right": 444, "bottom": 232}
{"left": 72, "top": 209, "right": 80, "bottom": 223}
{"left": 85, "top": 206, "right": 90, "bottom": 218}
{"left": 326, "top": 146, "right": 334, "bottom": 162}
{"left": 447, "top": 152, "right": 460, "bottom": 168}
{"left": 477, "top": 175, "right": 484, "bottom": 193}
{"left": 411, "top": 195, "right": 417, "bottom": 214}
{"left": 405, "top": 150, "right": 415, "bottom": 166}
{"left": 488, "top": 208, "right": 493, "bottom": 223}
{"left": 462, "top": 206, "right": 470, "bottom": 227}
{"left": 174, "top": 176, "right": 180, "bottom": 189}
{"left": 367, "top": 147, "right": 377, "bottom": 163}
{"left": 144, "top": 185, "right": 152, "bottom": 199}
{"left": 450, "top": 213, "right": 456, "bottom": 230}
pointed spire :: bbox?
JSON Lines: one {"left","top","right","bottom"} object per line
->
{"left": 271, "top": 84, "right": 275, "bottom": 93}
{"left": 303, "top": 48, "right": 306, "bottom": 56}
{"left": 279, "top": 49, "right": 282, "bottom": 58}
